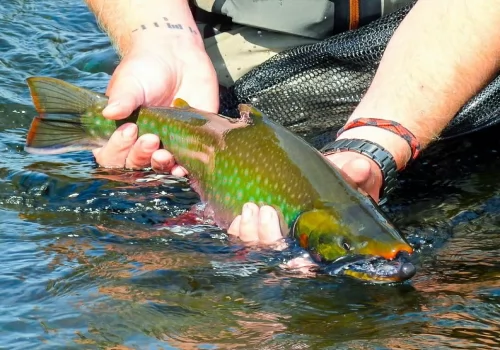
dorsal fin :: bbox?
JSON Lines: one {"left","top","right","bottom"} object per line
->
{"left": 237, "top": 104, "right": 264, "bottom": 124}
{"left": 173, "top": 98, "right": 191, "bottom": 109}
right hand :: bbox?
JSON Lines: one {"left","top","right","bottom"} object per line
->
{"left": 93, "top": 38, "right": 219, "bottom": 176}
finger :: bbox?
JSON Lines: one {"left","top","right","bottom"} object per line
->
{"left": 340, "top": 157, "right": 372, "bottom": 185}
{"left": 325, "top": 152, "right": 382, "bottom": 201}
{"left": 258, "top": 206, "right": 283, "bottom": 245}
{"left": 341, "top": 158, "right": 382, "bottom": 202}
{"left": 103, "top": 74, "right": 145, "bottom": 120}
{"left": 285, "top": 256, "right": 317, "bottom": 269}
{"left": 238, "top": 202, "right": 260, "bottom": 242}
{"left": 93, "top": 123, "right": 138, "bottom": 168}
{"left": 149, "top": 150, "right": 189, "bottom": 176}
{"left": 124, "top": 134, "right": 160, "bottom": 169}
{"left": 151, "top": 149, "right": 176, "bottom": 173}
{"left": 283, "top": 256, "right": 319, "bottom": 277}
{"left": 171, "top": 165, "right": 189, "bottom": 177}
{"left": 227, "top": 215, "right": 242, "bottom": 237}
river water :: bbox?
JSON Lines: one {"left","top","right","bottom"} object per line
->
{"left": 1, "top": 1, "right": 500, "bottom": 349}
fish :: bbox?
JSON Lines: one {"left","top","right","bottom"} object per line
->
{"left": 24, "top": 76, "right": 416, "bottom": 283}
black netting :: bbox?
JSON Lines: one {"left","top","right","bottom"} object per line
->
{"left": 219, "top": 2, "right": 500, "bottom": 149}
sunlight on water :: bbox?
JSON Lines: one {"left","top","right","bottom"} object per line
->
{"left": 1, "top": 0, "right": 500, "bottom": 349}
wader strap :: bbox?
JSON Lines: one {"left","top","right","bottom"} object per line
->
{"left": 333, "top": 0, "right": 382, "bottom": 33}
{"left": 212, "top": 0, "right": 224, "bottom": 14}
{"left": 349, "top": 0, "right": 360, "bottom": 30}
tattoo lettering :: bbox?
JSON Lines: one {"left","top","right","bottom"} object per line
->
{"left": 132, "top": 17, "right": 198, "bottom": 35}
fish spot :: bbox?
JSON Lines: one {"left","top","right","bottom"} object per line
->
{"left": 235, "top": 177, "right": 241, "bottom": 187}
{"left": 236, "top": 190, "right": 243, "bottom": 200}
{"left": 256, "top": 188, "right": 263, "bottom": 200}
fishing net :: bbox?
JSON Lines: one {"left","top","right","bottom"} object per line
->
{"left": 219, "top": 2, "right": 500, "bottom": 150}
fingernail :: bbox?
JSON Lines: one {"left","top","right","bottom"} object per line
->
{"left": 121, "top": 125, "right": 136, "bottom": 139}
{"left": 103, "top": 101, "right": 120, "bottom": 116}
{"left": 242, "top": 204, "right": 252, "bottom": 220}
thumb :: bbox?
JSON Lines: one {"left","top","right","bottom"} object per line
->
{"left": 103, "top": 73, "right": 145, "bottom": 120}
{"left": 326, "top": 152, "right": 383, "bottom": 202}
{"left": 341, "top": 157, "right": 382, "bottom": 202}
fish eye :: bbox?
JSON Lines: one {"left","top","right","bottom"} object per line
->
{"left": 341, "top": 239, "right": 351, "bottom": 251}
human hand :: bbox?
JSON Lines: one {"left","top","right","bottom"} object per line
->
{"left": 227, "top": 152, "right": 383, "bottom": 243}
{"left": 93, "top": 39, "right": 219, "bottom": 176}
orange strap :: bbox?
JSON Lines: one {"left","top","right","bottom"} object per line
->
{"left": 337, "top": 118, "right": 422, "bottom": 163}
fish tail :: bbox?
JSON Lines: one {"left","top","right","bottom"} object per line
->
{"left": 25, "top": 77, "right": 110, "bottom": 155}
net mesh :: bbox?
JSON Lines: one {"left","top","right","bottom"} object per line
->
{"left": 219, "top": 2, "right": 500, "bottom": 150}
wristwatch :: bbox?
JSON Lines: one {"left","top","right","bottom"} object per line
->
{"left": 320, "top": 138, "right": 398, "bottom": 200}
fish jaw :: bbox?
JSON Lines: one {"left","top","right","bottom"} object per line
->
{"left": 324, "top": 251, "right": 416, "bottom": 284}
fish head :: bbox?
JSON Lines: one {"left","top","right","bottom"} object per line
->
{"left": 292, "top": 206, "right": 415, "bottom": 283}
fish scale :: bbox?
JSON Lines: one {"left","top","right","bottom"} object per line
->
{"left": 23, "top": 76, "right": 417, "bottom": 283}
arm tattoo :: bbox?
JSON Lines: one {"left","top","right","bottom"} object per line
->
{"left": 132, "top": 17, "right": 198, "bottom": 35}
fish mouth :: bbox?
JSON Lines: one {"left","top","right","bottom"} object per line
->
{"left": 323, "top": 252, "right": 416, "bottom": 284}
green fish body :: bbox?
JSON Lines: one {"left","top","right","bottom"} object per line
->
{"left": 25, "top": 77, "right": 415, "bottom": 282}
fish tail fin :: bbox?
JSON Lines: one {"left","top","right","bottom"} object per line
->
{"left": 25, "top": 77, "right": 109, "bottom": 155}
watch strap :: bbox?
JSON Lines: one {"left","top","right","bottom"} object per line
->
{"left": 321, "top": 138, "right": 398, "bottom": 200}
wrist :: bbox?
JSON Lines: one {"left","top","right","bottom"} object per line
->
{"left": 129, "top": 30, "right": 205, "bottom": 58}
{"left": 112, "top": 0, "right": 203, "bottom": 54}
{"left": 336, "top": 126, "right": 411, "bottom": 170}
{"left": 131, "top": 18, "right": 203, "bottom": 47}
{"left": 322, "top": 120, "right": 418, "bottom": 200}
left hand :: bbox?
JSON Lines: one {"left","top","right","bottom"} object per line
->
{"left": 92, "top": 37, "right": 219, "bottom": 174}
{"left": 227, "top": 151, "right": 383, "bottom": 243}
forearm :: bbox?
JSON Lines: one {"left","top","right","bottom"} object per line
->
{"left": 339, "top": 0, "right": 500, "bottom": 168}
{"left": 84, "top": 0, "right": 202, "bottom": 55}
